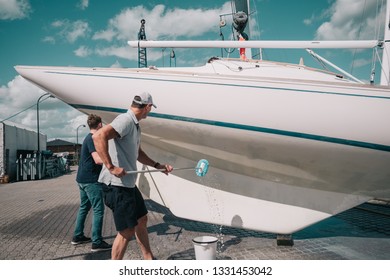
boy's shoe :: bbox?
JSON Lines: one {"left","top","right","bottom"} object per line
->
{"left": 91, "top": 241, "right": 112, "bottom": 252}
{"left": 71, "top": 235, "right": 92, "bottom": 245}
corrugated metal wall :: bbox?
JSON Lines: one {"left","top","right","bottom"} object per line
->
{"left": 0, "top": 122, "right": 46, "bottom": 182}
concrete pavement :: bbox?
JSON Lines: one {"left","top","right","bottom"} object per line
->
{"left": 0, "top": 166, "right": 389, "bottom": 260}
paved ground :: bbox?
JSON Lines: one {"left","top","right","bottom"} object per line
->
{"left": 0, "top": 166, "right": 389, "bottom": 260}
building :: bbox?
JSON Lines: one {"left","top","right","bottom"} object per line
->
{"left": 47, "top": 139, "right": 80, "bottom": 165}
{"left": 47, "top": 139, "right": 79, "bottom": 154}
{"left": 0, "top": 121, "right": 47, "bottom": 182}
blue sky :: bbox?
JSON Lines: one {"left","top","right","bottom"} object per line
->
{"left": 0, "top": 0, "right": 386, "bottom": 143}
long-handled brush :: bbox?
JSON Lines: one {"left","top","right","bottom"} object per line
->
{"left": 126, "top": 159, "right": 209, "bottom": 177}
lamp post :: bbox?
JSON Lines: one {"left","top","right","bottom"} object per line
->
{"left": 36, "top": 93, "right": 53, "bottom": 152}
{"left": 76, "top": 124, "right": 86, "bottom": 165}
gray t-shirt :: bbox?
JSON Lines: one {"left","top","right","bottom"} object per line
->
{"left": 98, "top": 109, "right": 141, "bottom": 188}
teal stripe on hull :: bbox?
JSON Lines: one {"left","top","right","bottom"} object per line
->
{"left": 72, "top": 104, "right": 390, "bottom": 152}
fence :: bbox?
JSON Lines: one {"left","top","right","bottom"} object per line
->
{"left": 15, "top": 151, "right": 70, "bottom": 181}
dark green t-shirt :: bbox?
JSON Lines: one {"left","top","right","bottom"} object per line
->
{"left": 76, "top": 133, "right": 102, "bottom": 183}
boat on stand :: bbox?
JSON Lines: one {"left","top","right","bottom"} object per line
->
{"left": 15, "top": 0, "right": 390, "bottom": 239}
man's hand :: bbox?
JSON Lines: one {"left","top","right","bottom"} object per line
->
{"left": 155, "top": 163, "right": 173, "bottom": 175}
{"left": 108, "top": 166, "right": 126, "bottom": 178}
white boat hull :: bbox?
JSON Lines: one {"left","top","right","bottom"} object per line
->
{"left": 15, "top": 59, "right": 390, "bottom": 234}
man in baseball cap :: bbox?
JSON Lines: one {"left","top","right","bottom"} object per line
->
{"left": 93, "top": 90, "right": 172, "bottom": 260}
{"left": 132, "top": 92, "right": 157, "bottom": 108}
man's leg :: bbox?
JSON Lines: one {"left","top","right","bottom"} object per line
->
{"left": 73, "top": 184, "right": 91, "bottom": 238}
{"left": 135, "top": 214, "right": 154, "bottom": 260}
{"left": 112, "top": 227, "right": 135, "bottom": 260}
{"left": 85, "top": 183, "right": 105, "bottom": 244}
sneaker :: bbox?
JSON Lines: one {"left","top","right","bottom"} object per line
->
{"left": 71, "top": 235, "right": 91, "bottom": 245}
{"left": 91, "top": 241, "right": 112, "bottom": 252}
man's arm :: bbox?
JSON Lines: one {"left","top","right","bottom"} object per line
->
{"left": 137, "top": 146, "right": 173, "bottom": 175}
{"left": 92, "top": 124, "right": 125, "bottom": 177}
{"left": 91, "top": 151, "right": 103, "bottom": 165}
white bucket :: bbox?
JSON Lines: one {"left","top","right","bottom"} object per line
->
{"left": 192, "top": 236, "right": 218, "bottom": 260}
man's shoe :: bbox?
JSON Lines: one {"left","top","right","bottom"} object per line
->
{"left": 91, "top": 241, "right": 112, "bottom": 252}
{"left": 71, "top": 236, "right": 92, "bottom": 245}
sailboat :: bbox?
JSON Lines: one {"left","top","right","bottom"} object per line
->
{"left": 15, "top": 0, "right": 390, "bottom": 235}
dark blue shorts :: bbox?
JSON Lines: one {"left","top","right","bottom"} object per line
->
{"left": 102, "top": 184, "right": 148, "bottom": 232}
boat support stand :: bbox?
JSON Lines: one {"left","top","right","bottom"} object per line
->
{"left": 276, "top": 234, "right": 294, "bottom": 246}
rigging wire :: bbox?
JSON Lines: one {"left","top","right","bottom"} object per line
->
{"left": 0, "top": 96, "right": 52, "bottom": 123}
{"left": 223, "top": 1, "right": 239, "bottom": 56}
{"left": 370, "top": 0, "right": 386, "bottom": 83}
{"left": 249, "top": 0, "right": 262, "bottom": 60}
{"left": 374, "top": 0, "right": 383, "bottom": 39}
{"left": 370, "top": 0, "right": 382, "bottom": 84}
{"left": 308, "top": 49, "right": 329, "bottom": 71}
{"left": 350, "top": 0, "right": 368, "bottom": 75}
{"left": 375, "top": 46, "right": 390, "bottom": 84}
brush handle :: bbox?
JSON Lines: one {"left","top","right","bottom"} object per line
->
{"left": 126, "top": 167, "right": 198, "bottom": 175}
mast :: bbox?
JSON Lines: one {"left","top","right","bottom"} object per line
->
{"left": 233, "top": 0, "right": 252, "bottom": 59}
{"left": 380, "top": 1, "right": 390, "bottom": 86}
{"left": 138, "top": 19, "right": 147, "bottom": 68}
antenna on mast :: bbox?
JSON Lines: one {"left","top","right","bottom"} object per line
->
{"left": 138, "top": 19, "right": 147, "bottom": 68}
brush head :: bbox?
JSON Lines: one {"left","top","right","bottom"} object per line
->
{"left": 195, "top": 159, "right": 209, "bottom": 177}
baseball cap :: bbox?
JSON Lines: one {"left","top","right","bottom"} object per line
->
{"left": 133, "top": 92, "right": 157, "bottom": 108}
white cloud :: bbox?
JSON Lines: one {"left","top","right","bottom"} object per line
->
{"left": 43, "top": 106, "right": 88, "bottom": 142}
{"left": 0, "top": 0, "right": 31, "bottom": 20}
{"left": 303, "top": 14, "right": 316, "bottom": 26}
{"left": 89, "top": 2, "right": 231, "bottom": 61}
{"left": 42, "top": 36, "right": 55, "bottom": 44}
{"left": 66, "top": 20, "right": 90, "bottom": 43}
{"left": 0, "top": 75, "right": 86, "bottom": 143}
{"left": 351, "top": 57, "right": 371, "bottom": 68}
{"left": 95, "top": 45, "right": 135, "bottom": 60}
{"left": 74, "top": 45, "right": 92, "bottom": 57}
{"left": 77, "top": 0, "right": 88, "bottom": 10}
{"left": 92, "top": 29, "right": 116, "bottom": 41}
{"left": 52, "top": 20, "right": 65, "bottom": 28}
{"left": 93, "top": 3, "right": 231, "bottom": 43}
{"left": 315, "top": 0, "right": 385, "bottom": 40}
{"left": 0, "top": 75, "right": 43, "bottom": 111}
{"left": 50, "top": 19, "right": 91, "bottom": 43}
{"left": 110, "top": 60, "right": 123, "bottom": 68}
